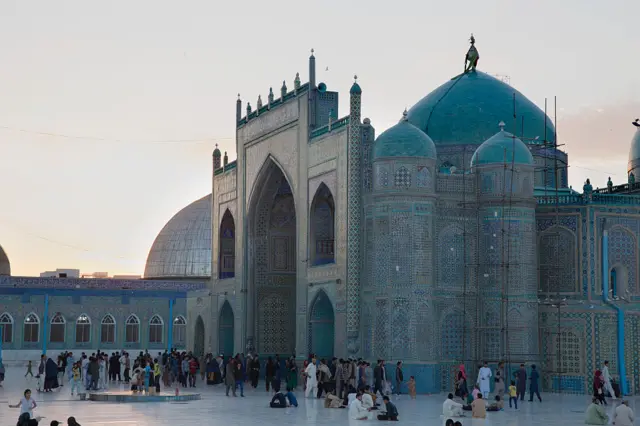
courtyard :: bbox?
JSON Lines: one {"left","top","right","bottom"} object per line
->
{"left": 0, "top": 368, "right": 629, "bottom": 425}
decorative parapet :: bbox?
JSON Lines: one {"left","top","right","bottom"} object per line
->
{"left": 310, "top": 115, "right": 350, "bottom": 140}
{"left": 0, "top": 276, "right": 207, "bottom": 292}
{"left": 214, "top": 159, "right": 237, "bottom": 176}
{"left": 592, "top": 182, "right": 640, "bottom": 195}
{"left": 536, "top": 193, "right": 640, "bottom": 206}
{"left": 237, "top": 83, "right": 309, "bottom": 127}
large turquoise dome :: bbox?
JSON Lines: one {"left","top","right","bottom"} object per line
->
{"left": 373, "top": 117, "right": 437, "bottom": 160}
{"left": 627, "top": 127, "right": 640, "bottom": 173}
{"left": 406, "top": 71, "right": 555, "bottom": 146}
{"left": 471, "top": 127, "right": 534, "bottom": 166}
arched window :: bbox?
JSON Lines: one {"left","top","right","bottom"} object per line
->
{"left": 310, "top": 184, "right": 335, "bottom": 266}
{"left": 125, "top": 315, "right": 140, "bottom": 343}
{"left": 50, "top": 313, "right": 65, "bottom": 343}
{"left": 23, "top": 313, "right": 40, "bottom": 343}
{"left": 148, "top": 315, "right": 164, "bottom": 344}
{"left": 101, "top": 314, "right": 116, "bottom": 344}
{"left": 75, "top": 314, "right": 91, "bottom": 344}
{"left": 0, "top": 312, "right": 14, "bottom": 343}
{"left": 173, "top": 316, "right": 186, "bottom": 346}
{"left": 219, "top": 210, "right": 236, "bottom": 279}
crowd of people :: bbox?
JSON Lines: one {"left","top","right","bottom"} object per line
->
{"left": 4, "top": 351, "right": 637, "bottom": 425}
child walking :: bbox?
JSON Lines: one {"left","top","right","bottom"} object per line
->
{"left": 25, "top": 361, "right": 33, "bottom": 378}
{"left": 407, "top": 376, "right": 416, "bottom": 399}
{"left": 70, "top": 362, "right": 81, "bottom": 396}
{"left": 508, "top": 380, "right": 518, "bottom": 409}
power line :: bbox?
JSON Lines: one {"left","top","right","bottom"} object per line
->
{"left": 0, "top": 125, "right": 233, "bottom": 145}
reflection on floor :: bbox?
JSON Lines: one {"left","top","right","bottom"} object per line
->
{"left": 0, "top": 368, "right": 633, "bottom": 425}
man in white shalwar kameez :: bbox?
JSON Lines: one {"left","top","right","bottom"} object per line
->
{"left": 602, "top": 360, "right": 617, "bottom": 399}
{"left": 477, "top": 362, "right": 492, "bottom": 399}
{"left": 304, "top": 358, "right": 318, "bottom": 398}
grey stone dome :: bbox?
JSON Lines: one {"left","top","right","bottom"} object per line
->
{"left": 0, "top": 244, "right": 10, "bottom": 276}
{"left": 144, "top": 194, "right": 212, "bottom": 280}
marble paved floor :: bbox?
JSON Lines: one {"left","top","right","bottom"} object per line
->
{"left": 0, "top": 368, "right": 634, "bottom": 425}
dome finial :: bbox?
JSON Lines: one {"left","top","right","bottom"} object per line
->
{"left": 633, "top": 118, "right": 640, "bottom": 128}
{"left": 310, "top": 48, "right": 315, "bottom": 57}
{"left": 464, "top": 34, "right": 480, "bottom": 73}
{"left": 354, "top": 74, "right": 358, "bottom": 82}
{"left": 498, "top": 121, "right": 506, "bottom": 131}
{"left": 401, "top": 108, "right": 408, "bottom": 121}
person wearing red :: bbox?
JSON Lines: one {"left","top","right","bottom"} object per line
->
{"left": 188, "top": 357, "right": 198, "bottom": 388}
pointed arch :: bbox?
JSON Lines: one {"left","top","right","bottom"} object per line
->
{"left": 0, "top": 312, "right": 14, "bottom": 343}
{"left": 125, "top": 314, "right": 140, "bottom": 343}
{"left": 219, "top": 209, "right": 236, "bottom": 279}
{"left": 194, "top": 315, "right": 205, "bottom": 356}
{"left": 173, "top": 315, "right": 186, "bottom": 347}
{"left": 218, "top": 301, "right": 234, "bottom": 356}
{"left": 0, "top": 244, "right": 9, "bottom": 276}
{"left": 607, "top": 225, "right": 637, "bottom": 295}
{"left": 49, "top": 313, "right": 66, "bottom": 343}
{"left": 149, "top": 314, "right": 164, "bottom": 344}
{"left": 310, "top": 183, "right": 335, "bottom": 266}
{"left": 101, "top": 314, "right": 116, "bottom": 344}
{"left": 248, "top": 156, "right": 297, "bottom": 355}
{"left": 308, "top": 289, "right": 335, "bottom": 359}
{"left": 538, "top": 226, "right": 577, "bottom": 293}
{"left": 24, "top": 312, "right": 40, "bottom": 343}
{"left": 75, "top": 313, "right": 91, "bottom": 344}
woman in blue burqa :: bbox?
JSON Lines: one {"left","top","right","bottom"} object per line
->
{"left": 44, "top": 356, "right": 59, "bottom": 392}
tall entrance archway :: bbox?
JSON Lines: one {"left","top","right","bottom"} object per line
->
{"left": 194, "top": 315, "right": 205, "bottom": 357}
{"left": 309, "top": 290, "right": 334, "bottom": 359}
{"left": 249, "top": 158, "right": 297, "bottom": 355}
{"left": 218, "top": 301, "right": 234, "bottom": 356}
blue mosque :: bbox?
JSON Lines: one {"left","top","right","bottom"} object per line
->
{"left": 2, "top": 38, "right": 640, "bottom": 395}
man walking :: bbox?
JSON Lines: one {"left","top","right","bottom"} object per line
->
{"left": 602, "top": 360, "right": 617, "bottom": 399}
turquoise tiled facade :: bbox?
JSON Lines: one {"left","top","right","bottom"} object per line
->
{"left": 4, "top": 45, "right": 640, "bottom": 397}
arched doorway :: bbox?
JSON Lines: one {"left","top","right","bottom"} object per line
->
{"left": 194, "top": 315, "right": 205, "bottom": 357}
{"left": 249, "top": 158, "right": 297, "bottom": 355}
{"left": 309, "top": 290, "right": 334, "bottom": 359}
{"left": 218, "top": 302, "right": 234, "bottom": 356}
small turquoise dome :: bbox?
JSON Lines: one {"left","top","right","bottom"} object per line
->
{"left": 373, "top": 116, "right": 437, "bottom": 160}
{"left": 350, "top": 81, "right": 362, "bottom": 95}
{"left": 471, "top": 125, "right": 534, "bottom": 166}
{"left": 213, "top": 147, "right": 221, "bottom": 157}
{"left": 406, "top": 71, "right": 555, "bottom": 146}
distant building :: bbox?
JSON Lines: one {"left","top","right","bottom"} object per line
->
{"left": 39, "top": 269, "right": 80, "bottom": 278}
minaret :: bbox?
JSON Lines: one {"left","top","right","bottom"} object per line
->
{"left": 213, "top": 143, "right": 221, "bottom": 170}
{"left": 346, "top": 75, "right": 362, "bottom": 356}
{"left": 236, "top": 94, "right": 242, "bottom": 123}
{"left": 308, "top": 49, "right": 317, "bottom": 130}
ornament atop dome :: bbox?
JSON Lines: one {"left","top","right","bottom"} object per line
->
{"left": 464, "top": 33, "right": 480, "bottom": 73}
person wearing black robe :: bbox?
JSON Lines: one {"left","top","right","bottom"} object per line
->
{"left": 44, "top": 357, "right": 59, "bottom": 392}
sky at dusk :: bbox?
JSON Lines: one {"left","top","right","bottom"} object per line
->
{"left": 0, "top": 0, "right": 637, "bottom": 276}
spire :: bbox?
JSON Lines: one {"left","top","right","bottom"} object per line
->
{"left": 309, "top": 48, "right": 316, "bottom": 89}
{"left": 281, "top": 80, "right": 287, "bottom": 98}
{"left": 268, "top": 87, "right": 273, "bottom": 109}
{"left": 498, "top": 121, "right": 506, "bottom": 131}
{"left": 213, "top": 143, "right": 221, "bottom": 169}
{"left": 223, "top": 151, "right": 229, "bottom": 167}
{"left": 401, "top": 108, "right": 408, "bottom": 122}
{"left": 257, "top": 95, "right": 263, "bottom": 110}
{"left": 294, "top": 72, "right": 301, "bottom": 92}
{"left": 246, "top": 102, "right": 252, "bottom": 116}
{"left": 464, "top": 33, "right": 480, "bottom": 73}
{"left": 236, "top": 94, "right": 242, "bottom": 123}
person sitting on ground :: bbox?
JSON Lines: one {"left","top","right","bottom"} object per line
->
{"left": 613, "top": 399, "right": 635, "bottom": 426}
{"left": 585, "top": 397, "right": 609, "bottom": 425}
{"left": 270, "top": 391, "right": 288, "bottom": 408}
{"left": 453, "top": 422, "right": 463, "bottom": 426}
{"left": 364, "top": 385, "right": 378, "bottom": 406}
{"left": 471, "top": 384, "right": 480, "bottom": 400}
{"left": 487, "top": 394, "right": 504, "bottom": 412}
{"left": 445, "top": 420, "right": 454, "bottom": 426}
{"left": 471, "top": 393, "right": 486, "bottom": 419}
{"left": 443, "top": 393, "right": 464, "bottom": 417}
{"left": 349, "top": 393, "right": 371, "bottom": 420}
{"left": 16, "top": 413, "right": 41, "bottom": 426}
{"left": 377, "top": 395, "right": 399, "bottom": 421}
{"left": 325, "top": 391, "right": 344, "bottom": 408}
{"left": 67, "top": 415, "right": 81, "bottom": 426}
{"left": 285, "top": 390, "right": 298, "bottom": 407}
{"left": 460, "top": 392, "right": 472, "bottom": 411}
{"left": 361, "top": 388, "right": 375, "bottom": 410}
{"left": 344, "top": 384, "right": 357, "bottom": 406}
